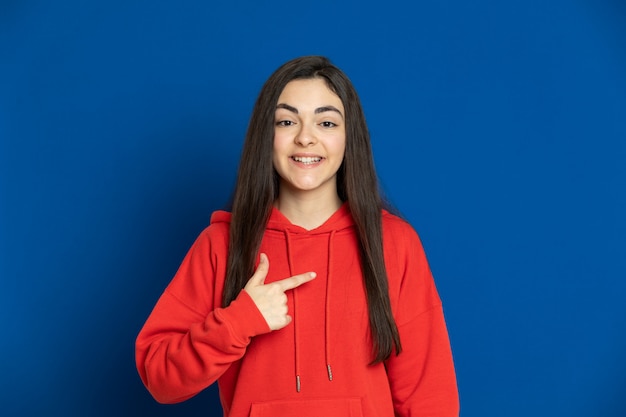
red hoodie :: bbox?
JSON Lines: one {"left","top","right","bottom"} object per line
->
{"left": 136, "top": 204, "right": 459, "bottom": 416}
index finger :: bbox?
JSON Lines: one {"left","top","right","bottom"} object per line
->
{"left": 276, "top": 272, "right": 317, "bottom": 292}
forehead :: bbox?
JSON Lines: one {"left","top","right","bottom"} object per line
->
{"left": 277, "top": 78, "right": 344, "bottom": 111}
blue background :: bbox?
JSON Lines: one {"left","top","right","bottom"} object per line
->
{"left": 1, "top": 1, "right": 625, "bottom": 416}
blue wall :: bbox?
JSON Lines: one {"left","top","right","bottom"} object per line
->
{"left": 1, "top": 1, "right": 625, "bottom": 416}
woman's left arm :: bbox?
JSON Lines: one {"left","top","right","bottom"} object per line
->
{"left": 385, "top": 304, "right": 459, "bottom": 416}
{"left": 383, "top": 217, "right": 459, "bottom": 416}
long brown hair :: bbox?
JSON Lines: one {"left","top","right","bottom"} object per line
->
{"left": 222, "top": 56, "right": 401, "bottom": 363}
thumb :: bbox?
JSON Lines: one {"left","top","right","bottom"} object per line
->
{"left": 246, "top": 253, "right": 269, "bottom": 287}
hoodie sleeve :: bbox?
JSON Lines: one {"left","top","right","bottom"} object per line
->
{"left": 383, "top": 217, "right": 460, "bottom": 416}
{"left": 135, "top": 226, "right": 270, "bottom": 404}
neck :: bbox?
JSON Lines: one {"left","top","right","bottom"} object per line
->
{"left": 275, "top": 188, "right": 343, "bottom": 230}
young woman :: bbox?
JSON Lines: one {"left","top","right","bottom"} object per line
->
{"left": 136, "top": 56, "right": 459, "bottom": 416}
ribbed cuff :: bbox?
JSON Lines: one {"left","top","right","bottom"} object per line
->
{"left": 215, "top": 290, "right": 271, "bottom": 343}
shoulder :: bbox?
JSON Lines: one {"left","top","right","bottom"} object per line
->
{"left": 188, "top": 211, "right": 231, "bottom": 256}
{"left": 381, "top": 210, "right": 420, "bottom": 243}
{"left": 381, "top": 210, "right": 428, "bottom": 271}
{"left": 381, "top": 211, "right": 439, "bottom": 321}
{"left": 204, "top": 210, "right": 232, "bottom": 237}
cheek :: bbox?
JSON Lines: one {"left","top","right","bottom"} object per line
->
{"left": 273, "top": 132, "right": 289, "bottom": 153}
{"left": 271, "top": 136, "right": 281, "bottom": 159}
{"left": 272, "top": 136, "right": 287, "bottom": 169}
{"left": 333, "top": 136, "right": 347, "bottom": 159}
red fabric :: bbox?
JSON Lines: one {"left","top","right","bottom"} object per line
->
{"left": 136, "top": 204, "right": 459, "bottom": 416}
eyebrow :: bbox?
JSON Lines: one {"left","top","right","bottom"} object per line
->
{"left": 276, "top": 103, "right": 344, "bottom": 119}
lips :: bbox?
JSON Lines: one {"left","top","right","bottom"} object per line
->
{"left": 291, "top": 156, "right": 323, "bottom": 165}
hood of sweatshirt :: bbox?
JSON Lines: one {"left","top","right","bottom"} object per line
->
{"left": 210, "top": 203, "right": 354, "bottom": 235}
{"left": 210, "top": 203, "right": 355, "bottom": 392}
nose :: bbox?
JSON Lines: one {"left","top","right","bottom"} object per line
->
{"left": 294, "top": 123, "right": 316, "bottom": 147}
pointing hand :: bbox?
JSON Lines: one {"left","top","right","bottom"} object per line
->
{"left": 244, "top": 253, "right": 316, "bottom": 331}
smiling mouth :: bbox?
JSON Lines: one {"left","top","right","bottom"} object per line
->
{"left": 292, "top": 156, "right": 323, "bottom": 165}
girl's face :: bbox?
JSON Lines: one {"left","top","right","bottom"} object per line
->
{"left": 272, "top": 78, "right": 346, "bottom": 201}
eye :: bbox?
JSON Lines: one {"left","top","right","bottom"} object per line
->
{"left": 276, "top": 120, "right": 295, "bottom": 127}
{"left": 320, "top": 121, "right": 337, "bottom": 128}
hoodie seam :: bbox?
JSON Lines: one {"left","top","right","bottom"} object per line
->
{"left": 164, "top": 288, "right": 206, "bottom": 318}
{"left": 396, "top": 302, "right": 443, "bottom": 328}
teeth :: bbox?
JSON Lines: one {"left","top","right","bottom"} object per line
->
{"left": 293, "top": 156, "right": 322, "bottom": 165}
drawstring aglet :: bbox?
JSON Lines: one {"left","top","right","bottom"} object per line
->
{"left": 296, "top": 375, "right": 301, "bottom": 393}
{"left": 327, "top": 364, "right": 333, "bottom": 381}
